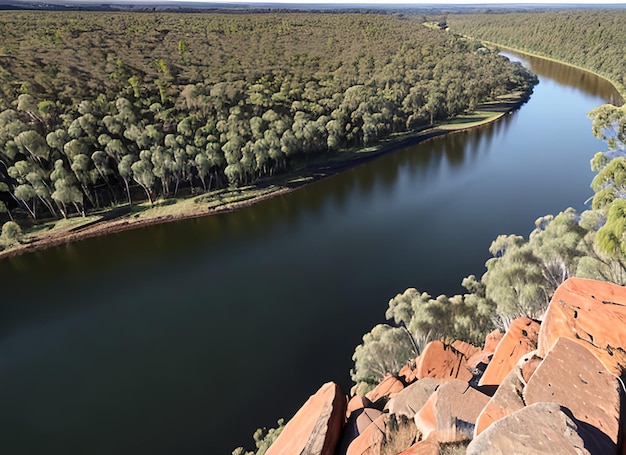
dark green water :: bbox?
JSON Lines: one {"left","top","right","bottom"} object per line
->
{"left": 0, "top": 54, "right": 621, "bottom": 454}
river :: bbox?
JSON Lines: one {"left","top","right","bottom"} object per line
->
{"left": 0, "top": 53, "right": 621, "bottom": 454}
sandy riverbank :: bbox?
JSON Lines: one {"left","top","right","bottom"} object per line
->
{"left": 0, "top": 92, "right": 529, "bottom": 261}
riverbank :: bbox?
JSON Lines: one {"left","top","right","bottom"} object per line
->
{"left": 0, "top": 91, "right": 529, "bottom": 261}
{"left": 484, "top": 42, "right": 625, "bottom": 103}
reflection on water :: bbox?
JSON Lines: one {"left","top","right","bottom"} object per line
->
{"left": 502, "top": 51, "right": 624, "bottom": 106}
{"left": 0, "top": 54, "right": 620, "bottom": 455}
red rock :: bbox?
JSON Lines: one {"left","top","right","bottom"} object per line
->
{"left": 452, "top": 340, "right": 480, "bottom": 359}
{"left": 397, "top": 439, "right": 439, "bottom": 455}
{"left": 412, "top": 341, "right": 474, "bottom": 382}
{"left": 524, "top": 336, "right": 622, "bottom": 445}
{"left": 346, "top": 413, "right": 389, "bottom": 455}
{"left": 266, "top": 381, "right": 347, "bottom": 455}
{"left": 387, "top": 377, "right": 440, "bottom": 420}
{"left": 478, "top": 317, "right": 540, "bottom": 386}
{"left": 337, "top": 408, "right": 383, "bottom": 455}
{"left": 483, "top": 329, "right": 504, "bottom": 353}
{"left": 537, "top": 277, "right": 626, "bottom": 375}
{"left": 465, "top": 350, "right": 492, "bottom": 372}
{"left": 474, "top": 354, "right": 529, "bottom": 436}
{"left": 519, "top": 352, "right": 542, "bottom": 384}
{"left": 355, "top": 409, "right": 384, "bottom": 434}
{"left": 365, "top": 374, "right": 404, "bottom": 404}
{"left": 347, "top": 395, "right": 373, "bottom": 419}
{"left": 398, "top": 361, "right": 419, "bottom": 385}
{"left": 413, "top": 379, "right": 490, "bottom": 440}
{"left": 467, "top": 402, "right": 615, "bottom": 455}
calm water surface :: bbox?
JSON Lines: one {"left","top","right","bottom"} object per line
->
{"left": 0, "top": 54, "right": 621, "bottom": 454}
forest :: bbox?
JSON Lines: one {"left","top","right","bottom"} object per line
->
{"left": 348, "top": 8, "right": 626, "bottom": 392}
{"left": 447, "top": 9, "right": 626, "bottom": 94}
{"left": 0, "top": 11, "right": 536, "bottom": 239}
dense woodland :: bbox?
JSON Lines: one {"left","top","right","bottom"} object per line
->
{"left": 0, "top": 11, "right": 536, "bottom": 229}
{"left": 350, "top": 9, "right": 626, "bottom": 392}
{"left": 447, "top": 9, "right": 626, "bottom": 94}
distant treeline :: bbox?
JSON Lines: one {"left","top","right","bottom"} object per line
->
{"left": 447, "top": 9, "right": 626, "bottom": 94}
{"left": 0, "top": 12, "right": 536, "bottom": 221}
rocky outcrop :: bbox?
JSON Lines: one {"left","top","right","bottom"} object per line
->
{"left": 338, "top": 408, "right": 384, "bottom": 455}
{"left": 524, "top": 336, "right": 622, "bottom": 446}
{"left": 365, "top": 374, "right": 404, "bottom": 405}
{"left": 478, "top": 317, "right": 540, "bottom": 386}
{"left": 345, "top": 413, "right": 389, "bottom": 455}
{"left": 474, "top": 355, "right": 527, "bottom": 436}
{"left": 467, "top": 402, "right": 611, "bottom": 455}
{"left": 346, "top": 395, "right": 373, "bottom": 419}
{"left": 413, "top": 379, "right": 490, "bottom": 440}
{"left": 264, "top": 278, "right": 626, "bottom": 455}
{"left": 538, "top": 277, "right": 626, "bottom": 375}
{"left": 266, "top": 381, "right": 346, "bottom": 455}
{"left": 386, "top": 378, "right": 440, "bottom": 420}
{"left": 411, "top": 340, "right": 475, "bottom": 382}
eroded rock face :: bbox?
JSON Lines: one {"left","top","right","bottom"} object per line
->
{"left": 347, "top": 395, "right": 373, "bottom": 419}
{"left": 345, "top": 413, "right": 389, "bottom": 455}
{"left": 365, "top": 374, "right": 404, "bottom": 405}
{"left": 474, "top": 352, "right": 534, "bottom": 436}
{"left": 411, "top": 341, "right": 474, "bottom": 382}
{"left": 338, "top": 408, "right": 384, "bottom": 455}
{"left": 451, "top": 340, "right": 480, "bottom": 359}
{"left": 397, "top": 439, "right": 439, "bottom": 455}
{"left": 478, "top": 317, "right": 540, "bottom": 386}
{"left": 524, "top": 336, "right": 622, "bottom": 445}
{"left": 483, "top": 329, "right": 504, "bottom": 353}
{"left": 266, "top": 381, "right": 346, "bottom": 455}
{"left": 387, "top": 378, "right": 440, "bottom": 420}
{"left": 413, "top": 379, "right": 490, "bottom": 440}
{"left": 538, "top": 277, "right": 626, "bottom": 375}
{"left": 467, "top": 402, "right": 614, "bottom": 455}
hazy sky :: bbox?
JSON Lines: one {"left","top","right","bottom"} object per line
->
{"left": 203, "top": 0, "right": 626, "bottom": 3}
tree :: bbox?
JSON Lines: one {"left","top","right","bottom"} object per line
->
{"left": 351, "top": 324, "right": 415, "bottom": 388}
{"left": 1, "top": 221, "right": 22, "bottom": 246}
{"left": 131, "top": 151, "right": 156, "bottom": 204}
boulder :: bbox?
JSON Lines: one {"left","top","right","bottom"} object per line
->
{"left": 412, "top": 341, "right": 474, "bottom": 382}
{"left": 483, "top": 329, "right": 504, "bottom": 353}
{"left": 474, "top": 354, "right": 530, "bottom": 436}
{"left": 451, "top": 340, "right": 480, "bottom": 359}
{"left": 338, "top": 408, "right": 384, "bottom": 455}
{"left": 524, "top": 336, "right": 622, "bottom": 445}
{"left": 519, "top": 352, "right": 542, "bottom": 384}
{"left": 266, "top": 381, "right": 347, "bottom": 455}
{"left": 413, "top": 379, "right": 490, "bottom": 440}
{"left": 537, "top": 277, "right": 626, "bottom": 375}
{"left": 346, "top": 413, "right": 389, "bottom": 455}
{"left": 467, "top": 402, "right": 615, "bottom": 455}
{"left": 365, "top": 374, "right": 404, "bottom": 404}
{"left": 386, "top": 378, "right": 440, "bottom": 420}
{"left": 478, "top": 317, "right": 540, "bottom": 386}
{"left": 347, "top": 395, "right": 373, "bottom": 419}
{"left": 397, "top": 439, "right": 439, "bottom": 455}
{"left": 398, "top": 360, "right": 419, "bottom": 385}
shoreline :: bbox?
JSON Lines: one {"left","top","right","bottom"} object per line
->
{"left": 0, "top": 92, "right": 529, "bottom": 261}
{"left": 484, "top": 42, "right": 625, "bottom": 102}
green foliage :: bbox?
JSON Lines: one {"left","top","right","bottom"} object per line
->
{"left": 1, "top": 220, "right": 22, "bottom": 246}
{"left": 0, "top": 11, "right": 535, "bottom": 221}
{"left": 447, "top": 10, "right": 626, "bottom": 95}
{"left": 232, "top": 419, "right": 285, "bottom": 455}
{"left": 350, "top": 324, "right": 416, "bottom": 387}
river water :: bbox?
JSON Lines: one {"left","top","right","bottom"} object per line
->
{"left": 0, "top": 53, "right": 621, "bottom": 454}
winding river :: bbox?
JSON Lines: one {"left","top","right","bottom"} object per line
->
{"left": 0, "top": 53, "right": 622, "bottom": 454}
